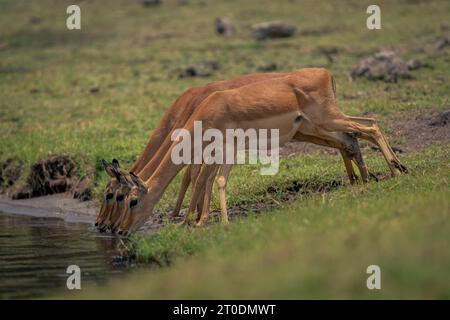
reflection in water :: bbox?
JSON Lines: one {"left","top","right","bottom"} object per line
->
{"left": 0, "top": 213, "right": 131, "bottom": 299}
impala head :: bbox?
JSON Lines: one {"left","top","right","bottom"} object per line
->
{"left": 95, "top": 159, "right": 122, "bottom": 231}
{"left": 106, "top": 171, "right": 141, "bottom": 233}
{"left": 117, "top": 177, "right": 149, "bottom": 237}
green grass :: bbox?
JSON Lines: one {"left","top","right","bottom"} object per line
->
{"left": 1, "top": 0, "right": 449, "bottom": 299}
{"left": 70, "top": 147, "right": 449, "bottom": 299}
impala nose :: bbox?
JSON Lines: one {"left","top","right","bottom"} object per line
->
{"left": 94, "top": 222, "right": 98, "bottom": 226}
{"left": 118, "top": 230, "right": 129, "bottom": 237}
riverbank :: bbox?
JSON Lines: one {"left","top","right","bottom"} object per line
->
{"left": 0, "top": 193, "right": 97, "bottom": 224}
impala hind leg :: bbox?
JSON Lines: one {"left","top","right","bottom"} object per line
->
{"left": 217, "top": 164, "right": 233, "bottom": 225}
{"left": 349, "top": 116, "right": 408, "bottom": 175}
{"left": 293, "top": 88, "right": 406, "bottom": 177}
{"left": 338, "top": 120, "right": 402, "bottom": 177}
{"left": 314, "top": 116, "right": 404, "bottom": 177}
{"left": 292, "top": 131, "right": 369, "bottom": 184}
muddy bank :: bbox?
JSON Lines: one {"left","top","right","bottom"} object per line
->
{"left": 11, "top": 155, "right": 94, "bottom": 201}
{"left": 0, "top": 193, "right": 96, "bottom": 224}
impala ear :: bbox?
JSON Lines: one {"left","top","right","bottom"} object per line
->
{"left": 293, "top": 88, "right": 309, "bottom": 107}
{"left": 130, "top": 172, "right": 148, "bottom": 193}
{"left": 102, "top": 159, "right": 116, "bottom": 178}
{"left": 101, "top": 159, "right": 109, "bottom": 169}
{"left": 112, "top": 158, "right": 120, "bottom": 168}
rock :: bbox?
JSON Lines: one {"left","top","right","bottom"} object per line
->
{"left": 215, "top": 17, "right": 235, "bottom": 36}
{"left": 351, "top": 50, "right": 414, "bottom": 83}
{"left": 431, "top": 35, "right": 450, "bottom": 51}
{"left": 406, "top": 58, "right": 424, "bottom": 70}
{"left": 29, "top": 16, "right": 42, "bottom": 24}
{"left": 440, "top": 22, "right": 450, "bottom": 32}
{"left": 89, "top": 86, "right": 100, "bottom": 94}
{"left": 257, "top": 62, "right": 278, "bottom": 72}
{"left": 429, "top": 110, "right": 450, "bottom": 127}
{"left": 251, "top": 21, "right": 297, "bottom": 40}
{"left": 141, "top": 0, "right": 161, "bottom": 6}
{"left": 176, "top": 60, "right": 220, "bottom": 78}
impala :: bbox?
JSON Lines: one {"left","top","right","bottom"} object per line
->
{"left": 114, "top": 68, "right": 407, "bottom": 235}
{"left": 96, "top": 70, "right": 381, "bottom": 231}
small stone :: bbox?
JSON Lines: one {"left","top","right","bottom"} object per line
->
{"left": 175, "top": 61, "right": 220, "bottom": 78}
{"left": 258, "top": 63, "right": 278, "bottom": 72}
{"left": 431, "top": 36, "right": 450, "bottom": 51}
{"left": 440, "top": 22, "right": 450, "bottom": 32}
{"left": 29, "top": 16, "right": 42, "bottom": 24}
{"left": 141, "top": 0, "right": 161, "bottom": 6}
{"left": 251, "top": 21, "right": 297, "bottom": 40}
{"left": 407, "top": 59, "right": 423, "bottom": 70}
{"left": 215, "top": 17, "right": 235, "bottom": 36}
{"left": 89, "top": 86, "right": 100, "bottom": 94}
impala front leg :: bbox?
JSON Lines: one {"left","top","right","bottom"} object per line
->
{"left": 181, "top": 164, "right": 217, "bottom": 226}
{"left": 195, "top": 165, "right": 220, "bottom": 227}
{"left": 171, "top": 167, "right": 192, "bottom": 217}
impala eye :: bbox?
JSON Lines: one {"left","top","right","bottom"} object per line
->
{"left": 116, "top": 194, "right": 124, "bottom": 202}
{"left": 129, "top": 199, "right": 139, "bottom": 208}
{"left": 105, "top": 193, "right": 114, "bottom": 201}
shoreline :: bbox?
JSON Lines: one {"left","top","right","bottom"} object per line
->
{"left": 0, "top": 193, "right": 98, "bottom": 224}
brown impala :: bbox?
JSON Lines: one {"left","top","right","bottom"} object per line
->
{"left": 112, "top": 68, "right": 406, "bottom": 235}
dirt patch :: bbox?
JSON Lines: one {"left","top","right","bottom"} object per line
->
{"left": 351, "top": 50, "right": 424, "bottom": 82}
{"left": 0, "top": 159, "right": 24, "bottom": 193}
{"left": 380, "top": 108, "right": 450, "bottom": 152}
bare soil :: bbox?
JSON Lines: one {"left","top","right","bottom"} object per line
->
{"left": 378, "top": 108, "right": 450, "bottom": 152}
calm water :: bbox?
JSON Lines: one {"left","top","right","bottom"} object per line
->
{"left": 0, "top": 213, "right": 132, "bottom": 299}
